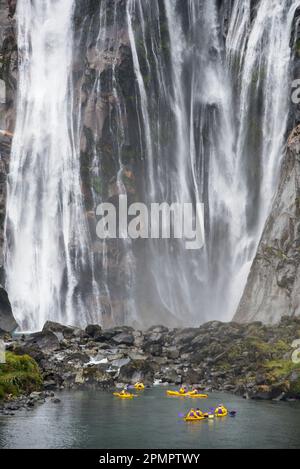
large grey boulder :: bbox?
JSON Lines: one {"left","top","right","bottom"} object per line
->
{"left": 0, "top": 285, "right": 18, "bottom": 332}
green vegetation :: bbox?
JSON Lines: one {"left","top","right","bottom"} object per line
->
{"left": 264, "top": 359, "right": 300, "bottom": 395}
{"left": 0, "top": 352, "right": 42, "bottom": 400}
{"left": 264, "top": 359, "right": 300, "bottom": 377}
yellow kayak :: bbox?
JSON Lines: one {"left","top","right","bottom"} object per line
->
{"left": 184, "top": 409, "right": 205, "bottom": 421}
{"left": 215, "top": 406, "right": 228, "bottom": 417}
{"left": 113, "top": 392, "right": 136, "bottom": 399}
{"left": 184, "top": 415, "right": 205, "bottom": 422}
{"left": 166, "top": 390, "right": 190, "bottom": 397}
{"left": 134, "top": 383, "right": 145, "bottom": 390}
{"left": 166, "top": 390, "right": 208, "bottom": 398}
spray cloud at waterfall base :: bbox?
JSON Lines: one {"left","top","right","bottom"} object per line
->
{"left": 95, "top": 196, "right": 205, "bottom": 250}
{"left": 2, "top": 0, "right": 300, "bottom": 332}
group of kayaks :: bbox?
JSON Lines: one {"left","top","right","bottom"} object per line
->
{"left": 112, "top": 385, "right": 237, "bottom": 422}
{"left": 113, "top": 382, "right": 145, "bottom": 399}
{"left": 113, "top": 385, "right": 207, "bottom": 400}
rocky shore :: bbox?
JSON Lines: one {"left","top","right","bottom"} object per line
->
{"left": 0, "top": 391, "right": 61, "bottom": 416}
{"left": 1, "top": 316, "right": 300, "bottom": 411}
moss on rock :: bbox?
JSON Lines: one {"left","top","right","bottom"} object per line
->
{"left": 0, "top": 352, "right": 43, "bottom": 399}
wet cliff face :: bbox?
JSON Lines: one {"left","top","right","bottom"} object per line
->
{"left": 235, "top": 127, "right": 300, "bottom": 324}
{"left": 1, "top": 0, "right": 300, "bottom": 328}
{"left": 70, "top": 0, "right": 300, "bottom": 327}
{"left": 235, "top": 7, "right": 300, "bottom": 324}
{"left": 72, "top": 0, "right": 141, "bottom": 327}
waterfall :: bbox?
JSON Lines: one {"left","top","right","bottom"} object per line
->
{"left": 126, "top": 0, "right": 299, "bottom": 325}
{"left": 75, "top": 0, "right": 138, "bottom": 327}
{"left": 4, "top": 0, "right": 97, "bottom": 331}
{"left": 3, "top": 0, "right": 299, "bottom": 330}
{"left": 226, "top": 0, "right": 300, "bottom": 315}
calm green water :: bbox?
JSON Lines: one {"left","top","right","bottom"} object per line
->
{"left": 0, "top": 388, "right": 300, "bottom": 448}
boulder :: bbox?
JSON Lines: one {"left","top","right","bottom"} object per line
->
{"left": 191, "top": 333, "right": 211, "bottom": 347}
{"left": 173, "top": 328, "right": 199, "bottom": 345}
{"left": 83, "top": 363, "right": 117, "bottom": 385}
{"left": 143, "top": 342, "right": 162, "bottom": 356}
{"left": 118, "top": 359, "right": 156, "bottom": 385}
{"left": 112, "top": 332, "right": 134, "bottom": 346}
{"left": 111, "top": 357, "right": 131, "bottom": 368}
{"left": 162, "top": 368, "right": 179, "bottom": 383}
{"left": 85, "top": 324, "right": 102, "bottom": 339}
{"left": 166, "top": 347, "right": 180, "bottom": 360}
{"left": 65, "top": 351, "right": 90, "bottom": 364}
{"left": 0, "top": 285, "right": 18, "bottom": 332}
{"left": 184, "top": 368, "right": 204, "bottom": 384}
{"left": 42, "top": 321, "right": 77, "bottom": 339}
{"left": 147, "top": 325, "right": 169, "bottom": 334}
{"left": 11, "top": 343, "right": 45, "bottom": 364}
{"left": 93, "top": 329, "right": 119, "bottom": 342}
{"left": 26, "top": 330, "right": 60, "bottom": 354}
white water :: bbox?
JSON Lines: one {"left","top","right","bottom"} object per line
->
{"left": 4, "top": 0, "right": 96, "bottom": 331}
{"left": 226, "top": 0, "right": 300, "bottom": 315}
{"left": 126, "top": 0, "right": 299, "bottom": 324}
{"left": 3, "top": 0, "right": 300, "bottom": 330}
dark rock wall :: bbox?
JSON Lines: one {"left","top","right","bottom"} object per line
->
{"left": 0, "top": 0, "right": 16, "bottom": 272}
{"left": 73, "top": 0, "right": 141, "bottom": 326}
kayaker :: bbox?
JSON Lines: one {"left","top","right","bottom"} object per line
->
{"left": 179, "top": 386, "right": 188, "bottom": 394}
{"left": 187, "top": 409, "right": 196, "bottom": 418}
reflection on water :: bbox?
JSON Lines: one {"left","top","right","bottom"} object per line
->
{"left": 0, "top": 388, "right": 300, "bottom": 448}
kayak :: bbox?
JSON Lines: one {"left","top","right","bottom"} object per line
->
{"left": 134, "top": 383, "right": 145, "bottom": 390}
{"left": 166, "top": 390, "right": 190, "bottom": 397}
{"left": 184, "top": 409, "right": 205, "bottom": 421}
{"left": 184, "top": 415, "right": 205, "bottom": 422}
{"left": 215, "top": 406, "right": 228, "bottom": 417}
{"left": 166, "top": 390, "right": 208, "bottom": 398}
{"left": 113, "top": 392, "right": 136, "bottom": 399}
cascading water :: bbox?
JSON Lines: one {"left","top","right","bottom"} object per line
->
{"left": 3, "top": 0, "right": 300, "bottom": 330}
{"left": 75, "top": 0, "right": 138, "bottom": 327}
{"left": 126, "top": 0, "right": 300, "bottom": 325}
{"left": 4, "top": 0, "right": 97, "bottom": 331}
{"left": 225, "top": 0, "right": 300, "bottom": 315}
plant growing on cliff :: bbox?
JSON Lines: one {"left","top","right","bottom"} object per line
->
{"left": 0, "top": 352, "right": 42, "bottom": 400}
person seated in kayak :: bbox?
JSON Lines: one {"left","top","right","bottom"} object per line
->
{"left": 186, "top": 409, "right": 196, "bottom": 418}
{"left": 195, "top": 408, "right": 203, "bottom": 417}
{"left": 215, "top": 404, "right": 227, "bottom": 415}
{"left": 179, "top": 386, "right": 188, "bottom": 394}
{"left": 120, "top": 389, "right": 128, "bottom": 396}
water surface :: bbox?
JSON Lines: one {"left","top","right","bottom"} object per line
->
{"left": 0, "top": 388, "right": 299, "bottom": 449}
